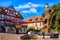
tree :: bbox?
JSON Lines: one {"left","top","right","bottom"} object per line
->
{"left": 50, "top": 3, "right": 60, "bottom": 32}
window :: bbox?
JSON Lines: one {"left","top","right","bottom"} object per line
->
{"left": 9, "top": 10, "right": 14, "bottom": 14}
{"left": 44, "top": 19, "right": 47, "bottom": 24}
{"left": 0, "top": 8, "right": 2, "bottom": 12}
{"left": 8, "top": 27, "right": 13, "bottom": 31}
{"left": 37, "top": 23, "right": 40, "bottom": 27}
{"left": 4, "top": 15, "right": 7, "bottom": 19}
{"left": 1, "top": 14, "right": 5, "bottom": 20}
{"left": 0, "top": 14, "right": 2, "bottom": 18}
{"left": 34, "top": 23, "right": 36, "bottom": 26}
{"left": 49, "top": 10, "right": 51, "bottom": 13}
{"left": 2, "top": 15, "right": 4, "bottom": 18}
{"left": 0, "top": 23, "right": 2, "bottom": 26}
{"left": 35, "top": 18, "right": 38, "bottom": 20}
{"left": 40, "top": 22, "right": 44, "bottom": 28}
{"left": 0, "top": 14, "right": 6, "bottom": 20}
{"left": 0, "top": 19, "right": 2, "bottom": 21}
{"left": 40, "top": 18, "right": 43, "bottom": 20}
{"left": 29, "top": 19, "right": 32, "bottom": 21}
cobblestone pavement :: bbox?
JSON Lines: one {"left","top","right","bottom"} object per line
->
{"left": 43, "top": 38, "right": 59, "bottom": 40}
{"left": 0, "top": 33, "right": 60, "bottom": 40}
{"left": 0, "top": 33, "right": 25, "bottom": 40}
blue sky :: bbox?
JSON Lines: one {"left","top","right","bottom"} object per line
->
{"left": 0, "top": 0, "right": 60, "bottom": 19}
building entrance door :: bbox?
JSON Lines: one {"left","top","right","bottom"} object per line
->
{"left": 0, "top": 26, "right": 5, "bottom": 32}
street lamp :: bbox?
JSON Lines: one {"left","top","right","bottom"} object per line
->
{"left": 16, "top": 12, "right": 19, "bottom": 15}
{"left": 16, "top": 12, "right": 18, "bottom": 15}
{"left": 5, "top": 9, "right": 8, "bottom": 12}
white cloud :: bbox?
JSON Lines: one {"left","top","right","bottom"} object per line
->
{"left": 22, "top": 8, "right": 37, "bottom": 13}
{"left": 29, "top": 8, "right": 37, "bottom": 13}
{"left": 27, "top": 2, "right": 43, "bottom": 7}
{"left": 15, "top": 2, "right": 44, "bottom": 14}
{"left": 15, "top": 4, "right": 30, "bottom": 9}
{"left": 22, "top": 10, "right": 29, "bottom": 13}
{"left": 15, "top": 2, "right": 55, "bottom": 14}
{"left": 15, "top": 2, "right": 44, "bottom": 9}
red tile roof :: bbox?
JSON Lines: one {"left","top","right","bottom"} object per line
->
{"left": 24, "top": 16, "right": 43, "bottom": 23}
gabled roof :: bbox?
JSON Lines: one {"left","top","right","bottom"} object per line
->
{"left": 0, "top": 6, "right": 6, "bottom": 10}
{"left": 8, "top": 6, "right": 16, "bottom": 12}
{"left": 24, "top": 16, "right": 43, "bottom": 23}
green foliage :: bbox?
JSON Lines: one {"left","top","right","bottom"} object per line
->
{"left": 51, "top": 29, "right": 60, "bottom": 32}
{"left": 28, "top": 27, "right": 40, "bottom": 32}
{"left": 22, "top": 25, "right": 27, "bottom": 28}
{"left": 50, "top": 3, "right": 60, "bottom": 32}
{"left": 51, "top": 3, "right": 60, "bottom": 12}
{"left": 28, "top": 27, "right": 35, "bottom": 31}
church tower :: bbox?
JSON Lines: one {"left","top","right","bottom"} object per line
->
{"left": 46, "top": 3, "right": 49, "bottom": 8}
{"left": 41, "top": 3, "right": 54, "bottom": 33}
